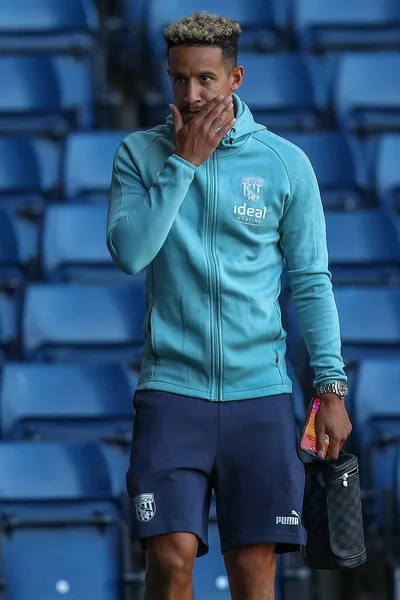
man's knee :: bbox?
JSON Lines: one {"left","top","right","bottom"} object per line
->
{"left": 146, "top": 532, "right": 198, "bottom": 585}
{"left": 225, "top": 543, "right": 276, "bottom": 579}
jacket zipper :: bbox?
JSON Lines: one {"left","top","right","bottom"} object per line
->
{"left": 206, "top": 155, "right": 222, "bottom": 401}
{"left": 333, "top": 466, "right": 359, "bottom": 487}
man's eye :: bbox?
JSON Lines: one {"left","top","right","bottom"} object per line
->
{"left": 173, "top": 76, "right": 185, "bottom": 84}
{"left": 201, "top": 76, "right": 211, "bottom": 82}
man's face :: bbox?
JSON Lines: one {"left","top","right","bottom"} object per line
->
{"left": 168, "top": 46, "right": 243, "bottom": 124}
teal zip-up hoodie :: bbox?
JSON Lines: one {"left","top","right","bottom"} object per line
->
{"left": 107, "top": 94, "right": 346, "bottom": 401}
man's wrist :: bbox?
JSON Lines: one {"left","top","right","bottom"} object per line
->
{"left": 316, "top": 380, "right": 348, "bottom": 399}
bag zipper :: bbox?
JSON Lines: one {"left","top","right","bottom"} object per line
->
{"left": 333, "top": 466, "right": 359, "bottom": 487}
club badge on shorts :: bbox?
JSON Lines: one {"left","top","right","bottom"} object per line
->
{"left": 133, "top": 493, "right": 156, "bottom": 522}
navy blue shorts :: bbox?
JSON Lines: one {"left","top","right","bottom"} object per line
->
{"left": 126, "top": 391, "right": 307, "bottom": 556}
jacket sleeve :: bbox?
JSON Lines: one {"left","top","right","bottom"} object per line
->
{"left": 107, "top": 140, "right": 197, "bottom": 275}
{"left": 278, "top": 150, "right": 346, "bottom": 387}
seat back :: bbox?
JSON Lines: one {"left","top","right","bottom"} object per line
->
{"left": 335, "top": 287, "right": 400, "bottom": 362}
{"left": 0, "top": 0, "right": 98, "bottom": 34}
{"left": 325, "top": 210, "right": 400, "bottom": 284}
{"left": 0, "top": 137, "right": 42, "bottom": 195}
{"left": 0, "top": 441, "right": 121, "bottom": 600}
{"left": 64, "top": 131, "right": 129, "bottom": 201}
{"left": 0, "top": 362, "right": 136, "bottom": 441}
{"left": 22, "top": 282, "right": 146, "bottom": 363}
{"left": 283, "top": 132, "right": 368, "bottom": 210}
{"left": 295, "top": 0, "right": 400, "bottom": 51}
{"left": 238, "top": 53, "right": 321, "bottom": 131}
{"left": 335, "top": 52, "right": 400, "bottom": 133}
{"left": 42, "top": 204, "right": 134, "bottom": 283}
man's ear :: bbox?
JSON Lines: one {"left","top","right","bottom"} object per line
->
{"left": 230, "top": 65, "right": 244, "bottom": 92}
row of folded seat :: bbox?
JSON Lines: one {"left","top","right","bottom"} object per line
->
{"left": 0, "top": 354, "right": 399, "bottom": 546}
{"left": 1, "top": 51, "right": 400, "bottom": 135}
{"left": 119, "top": 0, "right": 400, "bottom": 72}
{"left": 0, "top": 439, "right": 269, "bottom": 600}
{"left": 147, "top": 51, "right": 400, "bottom": 133}
{"left": 1, "top": 132, "right": 398, "bottom": 210}
{"left": 0, "top": 283, "right": 399, "bottom": 365}
{"left": 1, "top": 206, "right": 399, "bottom": 288}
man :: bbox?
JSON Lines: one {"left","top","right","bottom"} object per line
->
{"left": 107, "top": 12, "right": 352, "bottom": 600}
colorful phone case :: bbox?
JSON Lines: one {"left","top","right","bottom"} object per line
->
{"left": 300, "top": 397, "right": 329, "bottom": 458}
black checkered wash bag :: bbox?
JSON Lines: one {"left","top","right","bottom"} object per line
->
{"left": 302, "top": 452, "right": 367, "bottom": 569}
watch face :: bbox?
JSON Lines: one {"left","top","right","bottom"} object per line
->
{"left": 338, "top": 381, "right": 348, "bottom": 396}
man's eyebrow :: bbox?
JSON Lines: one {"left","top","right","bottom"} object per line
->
{"left": 169, "top": 71, "right": 217, "bottom": 77}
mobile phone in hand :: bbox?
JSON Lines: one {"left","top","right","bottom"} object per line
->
{"left": 299, "top": 397, "right": 329, "bottom": 459}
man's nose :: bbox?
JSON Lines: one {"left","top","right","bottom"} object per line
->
{"left": 184, "top": 82, "right": 201, "bottom": 105}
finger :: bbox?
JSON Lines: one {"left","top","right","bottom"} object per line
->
{"left": 315, "top": 423, "right": 327, "bottom": 460}
{"left": 326, "top": 437, "right": 341, "bottom": 461}
{"left": 169, "top": 104, "right": 183, "bottom": 133}
{"left": 204, "top": 96, "right": 233, "bottom": 128}
{"left": 216, "top": 117, "right": 236, "bottom": 140}
{"left": 211, "top": 102, "right": 235, "bottom": 129}
{"left": 197, "top": 94, "right": 225, "bottom": 121}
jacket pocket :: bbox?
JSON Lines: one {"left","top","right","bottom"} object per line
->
{"left": 273, "top": 300, "right": 282, "bottom": 341}
{"left": 149, "top": 304, "right": 159, "bottom": 364}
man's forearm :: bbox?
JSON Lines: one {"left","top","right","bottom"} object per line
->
{"left": 289, "top": 268, "right": 346, "bottom": 387}
{"left": 107, "top": 152, "right": 197, "bottom": 275}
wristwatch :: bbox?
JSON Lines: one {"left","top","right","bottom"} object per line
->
{"left": 316, "top": 380, "right": 348, "bottom": 399}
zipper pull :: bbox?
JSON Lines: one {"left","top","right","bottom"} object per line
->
{"left": 342, "top": 473, "right": 349, "bottom": 487}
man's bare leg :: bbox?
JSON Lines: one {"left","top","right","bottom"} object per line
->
{"left": 144, "top": 532, "right": 198, "bottom": 600}
{"left": 224, "top": 543, "right": 276, "bottom": 600}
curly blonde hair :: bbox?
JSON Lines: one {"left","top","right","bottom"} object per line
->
{"left": 164, "top": 12, "right": 241, "bottom": 69}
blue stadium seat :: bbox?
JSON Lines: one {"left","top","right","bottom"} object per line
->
{"left": 325, "top": 210, "right": 400, "bottom": 285}
{"left": 335, "top": 53, "right": 400, "bottom": 134}
{"left": 0, "top": 362, "right": 136, "bottom": 442}
{"left": 334, "top": 287, "right": 400, "bottom": 363}
{"left": 64, "top": 131, "right": 129, "bottom": 201}
{"left": 42, "top": 204, "right": 137, "bottom": 283}
{"left": 376, "top": 135, "right": 400, "bottom": 216}
{"left": 0, "top": 208, "right": 23, "bottom": 289}
{"left": 294, "top": 0, "right": 400, "bottom": 52}
{"left": 0, "top": 137, "right": 42, "bottom": 195}
{"left": 22, "top": 282, "right": 146, "bottom": 363}
{"left": 0, "top": 56, "right": 67, "bottom": 136}
{"left": 283, "top": 132, "right": 369, "bottom": 210}
{"left": 0, "top": 441, "right": 134, "bottom": 600}
{"left": 237, "top": 53, "right": 324, "bottom": 131}
{"left": 0, "top": 0, "right": 99, "bottom": 54}
{"left": 0, "top": 55, "right": 95, "bottom": 135}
